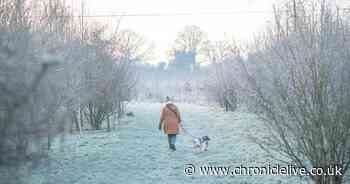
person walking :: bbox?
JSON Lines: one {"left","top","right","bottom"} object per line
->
{"left": 158, "top": 96, "right": 181, "bottom": 151}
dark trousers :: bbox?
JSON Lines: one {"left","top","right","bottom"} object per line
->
{"left": 167, "top": 134, "right": 177, "bottom": 149}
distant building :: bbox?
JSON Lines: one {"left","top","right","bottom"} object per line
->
{"left": 168, "top": 50, "right": 196, "bottom": 73}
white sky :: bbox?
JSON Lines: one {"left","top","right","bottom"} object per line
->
{"left": 67, "top": 0, "right": 348, "bottom": 63}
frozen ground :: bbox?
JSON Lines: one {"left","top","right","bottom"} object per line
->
{"left": 25, "top": 102, "right": 305, "bottom": 184}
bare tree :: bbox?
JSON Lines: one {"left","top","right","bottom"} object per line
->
{"left": 174, "top": 25, "right": 207, "bottom": 53}
{"left": 169, "top": 25, "right": 208, "bottom": 72}
{"left": 111, "top": 29, "right": 150, "bottom": 119}
{"left": 77, "top": 28, "right": 149, "bottom": 131}
{"left": 0, "top": 2, "right": 144, "bottom": 184}
{"left": 204, "top": 38, "right": 242, "bottom": 111}
{"left": 242, "top": 1, "right": 350, "bottom": 183}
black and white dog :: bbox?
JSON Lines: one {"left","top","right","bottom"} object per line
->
{"left": 180, "top": 124, "right": 210, "bottom": 151}
{"left": 192, "top": 136, "right": 210, "bottom": 151}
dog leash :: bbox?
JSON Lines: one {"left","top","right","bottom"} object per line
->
{"left": 180, "top": 123, "right": 199, "bottom": 139}
{"left": 165, "top": 104, "right": 198, "bottom": 139}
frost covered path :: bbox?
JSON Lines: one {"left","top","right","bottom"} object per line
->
{"left": 30, "top": 102, "right": 302, "bottom": 184}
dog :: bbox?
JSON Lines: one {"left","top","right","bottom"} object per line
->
{"left": 192, "top": 136, "right": 210, "bottom": 151}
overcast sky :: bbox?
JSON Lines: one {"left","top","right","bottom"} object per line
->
{"left": 67, "top": 0, "right": 347, "bottom": 63}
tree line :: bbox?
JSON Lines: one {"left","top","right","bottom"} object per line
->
{"left": 0, "top": 0, "right": 146, "bottom": 167}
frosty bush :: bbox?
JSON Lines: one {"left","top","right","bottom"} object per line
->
{"left": 0, "top": 0, "right": 141, "bottom": 168}
{"left": 203, "top": 39, "right": 243, "bottom": 111}
{"left": 243, "top": 1, "right": 350, "bottom": 183}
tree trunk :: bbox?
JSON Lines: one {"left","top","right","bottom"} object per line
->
{"left": 72, "top": 111, "right": 79, "bottom": 132}
{"left": 107, "top": 116, "right": 110, "bottom": 131}
{"left": 47, "top": 119, "right": 51, "bottom": 150}
{"left": 79, "top": 105, "right": 84, "bottom": 131}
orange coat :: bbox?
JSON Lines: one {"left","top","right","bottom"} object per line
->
{"left": 160, "top": 103, "right": 181, "bottom": 134}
